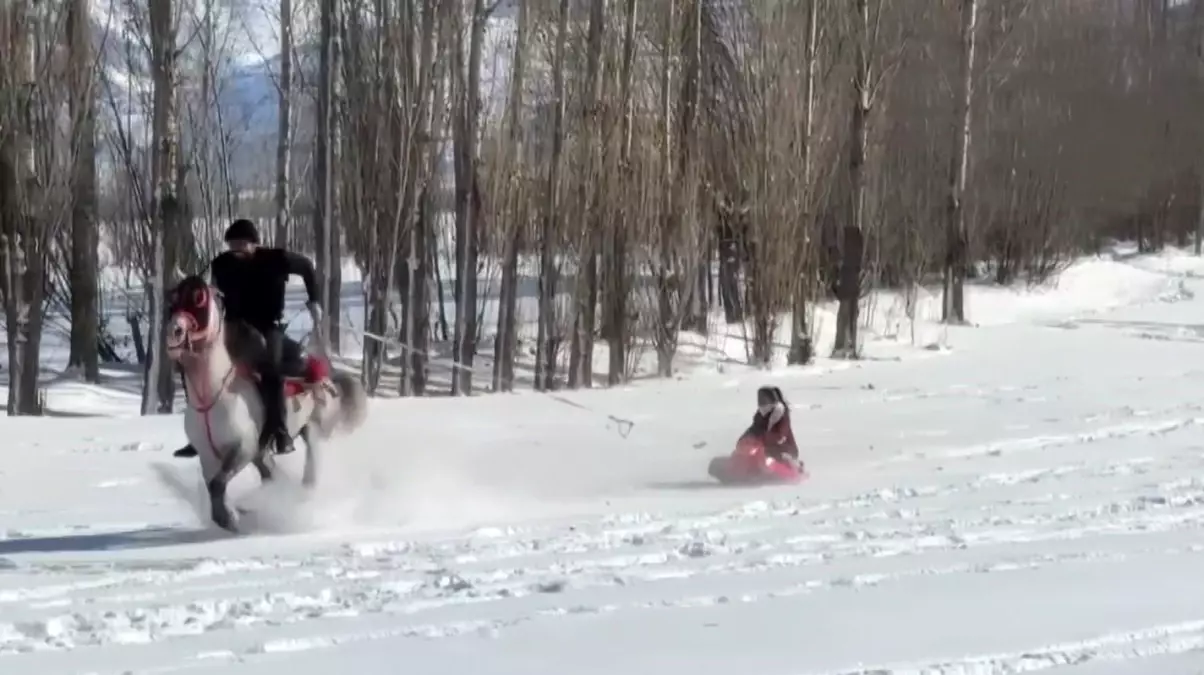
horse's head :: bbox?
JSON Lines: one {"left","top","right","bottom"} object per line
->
{"left": 165, "top": 275, "right": 222, "bottom": 362}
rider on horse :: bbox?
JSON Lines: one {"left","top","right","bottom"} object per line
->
{"left": 173, "top": 219, "right": 323, "bottom": 458}
{"left": 214, "top": 218, "right": 323, "bottom": 455}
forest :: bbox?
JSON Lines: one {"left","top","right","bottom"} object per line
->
{"left": 0, "top": 0, "right": 1198, "bottom": 416}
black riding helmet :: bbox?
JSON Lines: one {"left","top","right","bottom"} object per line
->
{"left": 224, "top": 218, "right": 259, "bottom": 244}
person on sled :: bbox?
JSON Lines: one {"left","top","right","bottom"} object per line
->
{"left": 743, "top": 385, "right": 802, "bottom": 470}
{"left": 173, "top": 219, "right": 322, "bottom": 458}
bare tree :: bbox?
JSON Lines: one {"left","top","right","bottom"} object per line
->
{"left": 942, "top": 0, "right": 980, "bottom": 323}
{"left": 313, "top": 0, "right": 336, "bottom": 348}
{"left": 450, "top": 0, "right": 488, "bottom": 395}
{"left": 1194, "top": 0, "right": 1204, "bottom": 255}
{"left": 142, "top": 0, "right": 180, "bottom": 414}
{"left": 565, "top": 0, "right": 607, "bottom": 388}
{"left": 39, "top": 0, "right": 1196, "bottom": 407}
{"left": 535, "top": 0, "right": 571, "bottom": 391}
{"left": 786, "top": 0, "right": 822, "bottom": 366}
{"left": 274, "top": 0, "right": 294, "bottom": 247}
{"left": 493, "top": 0, "right": 529, "bottom": 393}
{"left": 650, "top": 0, "right": 705, "bottom": 377}
{"left": 833, "top": 0, "right": 896, "bottom": 359}
{"left": 0, "top": 0, "right": 37, "bottom": 414}
{"left": 603, "top": 0, "right": 639, "bottom": 386}
{"left": 404, "top": 0, "right": 445, "bottom": 396}
{"left": 66, "top": 0, "right": 100, "bottom": 382}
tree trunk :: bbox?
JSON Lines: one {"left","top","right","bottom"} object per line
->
{"left": 393, "top": 0, "right": 439, "bottom": 396}
{"left": 143, "top": 0, "right": 178, "bottom": 414}
{"left": 156, "top": 141, "right": 187, "bottom": 409}
{"left": 452, "top": 0, "right": 486, "bottom": 396}
{"left": 677, "top": 0, "right": 704, "bottom": 337}
{"left": 536, "top": 0, "right": 570, "bottom": 392}
{"left": 1194, "top": 0, "right": 1204, "bottom": 255}
{"left": 716, "top": 214, "right": 743, "bottom": 323}
{"left": 409, "top": 183, "right": 434, "bottom": 395}
{"left": 274, "top": 0, "right": 293, "bottom": 248}
{"left": 605, "top": 0, "right": 638, "bottom": 386}
{"left": 68, "top": 0, "right": 100, "bottom": 382}
{"left": 356, "top": 0, "right": 389, "bottom": 396}
{"left": 833, "top": 0, "right": 870, "bottom": 359}
{"left": 787, "top": 0, "right": 819, "bottom": 366}
{"left": 494, "top": 0, "right": 528, "bottom": 393}
{"left": 327, "top": 7, "right": 344, "bottom": 356}
{"left": 942, "top": 0, "right": 978, "bottom": 324}
{"left": 568, "top": 0, "right": 607, "bottom": 389}
{"left": 654, "top": 0, "right": 677, "bottom": 378}
{"left": 0, "top": 222, "right": 27, "bottom": 415}
{"left": 2, "top": 0, "right": 46, "bottom": 415}
{"left": 315, "top": 0, "right": 336, "bottom": 349}
{"left": 654, "top": 0, "right": 701, "bottom": 377}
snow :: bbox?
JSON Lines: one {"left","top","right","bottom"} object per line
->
{"left": 5, "top": 247, "right": 1204, "bottom": 673}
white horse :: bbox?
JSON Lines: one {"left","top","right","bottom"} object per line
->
{"left": 164, "top": 274, "right": 368, "bottom": 533}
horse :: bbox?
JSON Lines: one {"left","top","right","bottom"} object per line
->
{"left": 164, "top": 274, "right": 368, "bottom": 533}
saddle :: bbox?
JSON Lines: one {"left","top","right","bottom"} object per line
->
{"left": 283, "top": 355, "right": 332, "bottom": 397}
{"left": 220, "top": 321, "right": 332, "bottom": 398}
{"left": 233, "top": 354, "right": 332, "bottom": 398}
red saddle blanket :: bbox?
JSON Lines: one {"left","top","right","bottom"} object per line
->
{"left": 235, "top": 355, "right": 332, "bottom": 397}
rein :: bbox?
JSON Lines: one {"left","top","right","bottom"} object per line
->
{"left": 175, "top": 292, "right": 238, "bottom": 459}
{"left": 180, "top": 297, "right": 234, "bottom": 410}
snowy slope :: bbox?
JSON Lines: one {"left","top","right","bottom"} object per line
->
{"left": 4, "top": 248, "right": 1204, "bottom": 673}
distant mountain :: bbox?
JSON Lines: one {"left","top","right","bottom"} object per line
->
{"left": 93, "top": 1, "right": 518, "bottom": 194}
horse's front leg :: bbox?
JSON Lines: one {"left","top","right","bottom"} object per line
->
{"left": 207, "top": 446, "right": 249, "bottom": 533}
{"left": 253, "top": 448, "right": 276, "bottom": 484}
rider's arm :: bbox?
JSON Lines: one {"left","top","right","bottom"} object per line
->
{"left": 284, "top": 251, "right": 321, "bottom": 305}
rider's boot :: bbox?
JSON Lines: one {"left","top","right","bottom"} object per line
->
{"left": 274, "top": 428, "right": 295, "bottom": 455}
{"left": 259, "top": 325, "right": 296, "bottom": 455}
{"left": 259, "top": 371, "right": 295, "bottom": 455}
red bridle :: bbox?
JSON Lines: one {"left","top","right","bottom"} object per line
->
{"left": 166, "top": 286, "right": 221, "bottom": 360}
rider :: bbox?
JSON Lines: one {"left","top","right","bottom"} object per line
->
{"left": 211, "top": 218, "right": 323, "bottom": 455}
{"left": 744, "top": 385, "right": 800, "bottom": 468}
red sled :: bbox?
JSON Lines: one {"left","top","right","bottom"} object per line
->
{"left": 707, "top": 435, "right": 806, "bottom": 486}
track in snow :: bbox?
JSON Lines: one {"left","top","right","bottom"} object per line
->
{"left": 4, "top": 414, "right": 1204, "bottom": 674}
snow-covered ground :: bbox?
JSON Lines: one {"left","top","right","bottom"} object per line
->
{"left": 5, "top": 247, "right": 1204, "bottom": 674}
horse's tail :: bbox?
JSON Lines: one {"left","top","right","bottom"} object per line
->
{"left": 330, "top": 370, "right": 369, "bottom": 432}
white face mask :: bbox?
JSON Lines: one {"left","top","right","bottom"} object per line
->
{"left": 758, "top": 403, "right": 774, "bottom": 415}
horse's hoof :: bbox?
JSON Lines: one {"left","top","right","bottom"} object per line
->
{"left": 211, "top": 508, "right": 239, "bottom": 534}
{"left": 174, "top": 446, "right": 198, "bottom": 458}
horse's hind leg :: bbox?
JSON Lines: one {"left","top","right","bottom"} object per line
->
{"left": 300, "top": 425, "right": 319, "bottom": 489}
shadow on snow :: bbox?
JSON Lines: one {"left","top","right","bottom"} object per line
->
{"left": 0, "top": 526, "right": 227, "bottom": 556}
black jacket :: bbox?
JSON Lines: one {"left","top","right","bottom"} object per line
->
{"left": 210, "top": 248, "right": 320, "bottom": 332}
